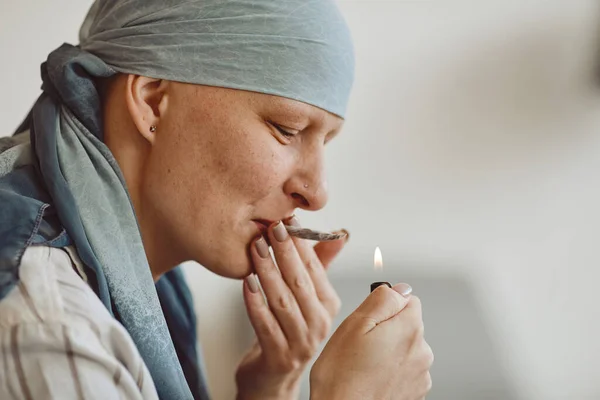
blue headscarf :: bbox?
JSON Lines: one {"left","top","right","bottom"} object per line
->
{"left": 80, "top": 0, "right": 354, "bottom": 117}
{"left": 13, "top": 1, "right": 354, "bottom": 399}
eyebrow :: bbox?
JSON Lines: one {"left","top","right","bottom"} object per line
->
{"left": 266, "top": 97, "right": 343, "bottom": 136}
{"left": 267, "top": 96, "right": 309, "bottom": 113}
{"left": 272, "top": 106, "right": 311, "bottom": 125}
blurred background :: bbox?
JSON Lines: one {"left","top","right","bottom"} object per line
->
{"left": 2, "top": 0, "right": 600, "bottom": 399}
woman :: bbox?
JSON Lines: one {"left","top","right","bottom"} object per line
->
{"left": 0, "top": 0, "right": 433, "bottom": 399}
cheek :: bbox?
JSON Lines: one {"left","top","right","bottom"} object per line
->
{"left": 151, "top": 85, "right": 297, "bottom": 203}
{"left": 211, "top": 128, "right": 293, "bottom": 201}
{"left": 226, "top": 148, "right": 289, "bottom": 198}
{"left": 148, "top": 122, "right": 292, "bottom": 214}
{"left": 141, "top": 127, "right": 213, "bottom": 224}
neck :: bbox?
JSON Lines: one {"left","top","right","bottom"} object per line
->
{"left": 102, "top": 114, "right": 180, "bottom": 281}
{"left": 106, "top": 132, "right": 187, "bottom": 280}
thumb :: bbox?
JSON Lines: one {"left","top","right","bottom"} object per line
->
{"left": 352, "top": 283, "right": 412, "bottom": 332}
{"left": 313, "top": 229, "right": 349, "bottom": 269}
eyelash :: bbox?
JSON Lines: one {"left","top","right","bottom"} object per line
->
{"left": 270, "top": 122, "right": 296, "bottom": 138}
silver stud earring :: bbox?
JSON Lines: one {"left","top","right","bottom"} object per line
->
{"left": 149, "top": 125, "right": 157, "bottom": 133}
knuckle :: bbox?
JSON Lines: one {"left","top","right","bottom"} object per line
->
{"left": 310, "top": 334, "right": 323, "bottom": 351}
{"left": 319, "top": 318, "right": 332, "bottom": 339}
{"left": 289, "top": 358, "right": 303, "bottom": 371}
{"left": 373, "top": 284, "right": 391, "bottom": 299}
{"left": 300, "top": 337, "right": 320, "bottom": 361}
{"left": 409, "top": 295, "right": 422, "bottom": 309}
{"left": 424, "top": 372, "right": 433, "bottom": 394}
{"left": 424, "top": 343, "right": 434, "bottom": 367}
{"left": 298, "top": 346, "right": 314, "bottom": 362}
{"left": 330, "top": 295, "right": 342, "bottom": 315}
{"left": 275, "top": 355, "right": 303, "bottom": 372}
{"left": 256, "top": 320, "right": 277, "bottom": 338}
{"left": 376, "top": 286, "right": 402, "bottom": 308}
{"left": 419, "top": 348, "right": 433, "bottom": 370}
{"left": 310, "top": 311, "right": 332, "bottom": 340}
{"left": 294, "top": 274, "right": 309, "bottom": 290}
{"left": 306, "top": 257, "right": 321, "bottom": 271}
{"left": 275, "top": 292, "right": 294, "bottom": 311}
{"left": 323, "top": 294, "right": 342, "bottom": 317}
{"left": 412, "top": 340, "right": 433, "bottom": 371}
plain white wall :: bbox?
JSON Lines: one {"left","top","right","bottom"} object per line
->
{"left": 2, "top": 1, "right": 600, "bottom": 399}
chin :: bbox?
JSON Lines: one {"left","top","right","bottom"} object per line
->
{"left": 185, "top": 225, "right": 258, "bottom": 279}
{"left": 202, "top": 248, "right": 254, "bottom": 280}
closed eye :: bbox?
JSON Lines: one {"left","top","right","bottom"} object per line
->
{"left": 269, "top": 121, "right": 298, "bottom": 138}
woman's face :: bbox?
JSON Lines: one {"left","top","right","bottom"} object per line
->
{"left": 140, "top": 83, "right": 343, "bottom": 278}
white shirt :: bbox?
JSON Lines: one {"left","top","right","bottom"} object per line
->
{"left": 0, "top": 245, "right": 159, "bottom": 399}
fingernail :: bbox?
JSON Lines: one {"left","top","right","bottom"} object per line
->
{"left": 337, "top": 228, "right": 350, "bottom": 242}
{"left": 392, "top": 283, "right": 413, "bottom": 297}
{"left": 288, "top": 215, "right": 301, "bottom": 227}
{"left": 246, "top": 274, "right": 260, "bottom": 293}
{"left": 273, "top": 221, "right": 288, "bottom": 242}
{"left": 255, "top": 237, "right": 269, "bottom": 258}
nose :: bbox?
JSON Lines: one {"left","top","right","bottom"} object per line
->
{"left": 284, "top": 147, "right": 329, "bottom": 211}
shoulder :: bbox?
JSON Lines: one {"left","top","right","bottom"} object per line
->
{"left": 0, "top": 245, "right": 106, "bottom": 327}
{"left": 0, "top": 246, "right": 158, "bottom": 399}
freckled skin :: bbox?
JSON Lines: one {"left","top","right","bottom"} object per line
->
{"left": 102, "top": 77, "right": 343, "bottom": 280}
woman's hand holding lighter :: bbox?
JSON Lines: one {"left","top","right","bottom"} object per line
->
{"left": 310, "top": 284, "right": 434, "bottom": 400}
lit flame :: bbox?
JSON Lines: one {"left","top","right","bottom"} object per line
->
{"left": 374, "top": 247, "right": 383, "bottom": 270}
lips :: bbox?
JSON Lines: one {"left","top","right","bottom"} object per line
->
{"left": 253, "top": 220, "right": 271, "bottom": 234}
{"left": 254, "top": 219, "right": 275, "bottom": 228}
{"left": 252, "top": 217, "right": 293, "bottom": 238}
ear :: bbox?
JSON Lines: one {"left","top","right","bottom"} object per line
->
{"left": 124, "top": 75, "right": 169, "bottom": 145}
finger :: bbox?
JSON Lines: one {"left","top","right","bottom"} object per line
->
{"left": 284, "top": 216, "right": 343, "bottom": 317}
{"left": 353, "top": 284, "right": 411, "bottom": 332}
{"left": 242, "top": 274, "right": 288, "bottom": 360}
{"left": 312, "top": 230, "right": 348, "bottom": 269}
{"left": 388, "top": 295, "right": 424, "bottom": 339}
{"left": 251, "top": 234, "right": 309, "bottom": 345}
{"left": 398, "top": 295, "right": 423, "bottom": 323}
{"left": 267, "top": 222, "right": 331, "bottom": 338}
{"left": 392, "top": 282, "right": 413, "bottom": 297}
